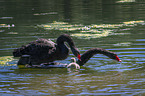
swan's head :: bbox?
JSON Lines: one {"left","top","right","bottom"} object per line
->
{"left": 71, "top": 48, "right": 81, "bottom": 61}
{"left": 107, "top": 52, "right": 122, "bottom": 62}
{"left": 115, "top": 55, "right": 122, "bottom": 62}
{"left": 71, "top": 57, "right": 76, "bottom": 63}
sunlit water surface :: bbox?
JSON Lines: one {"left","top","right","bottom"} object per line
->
{"left": 0, "top": 0, "right": 145, "bottom": 95}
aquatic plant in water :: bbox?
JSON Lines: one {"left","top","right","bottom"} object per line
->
{"left": 113, "top": 42, "right": 132, "bottom": 46}
{"left": 0, "top": 24, "right": 15, "bottom": 28}
{"left": 116, "top": 0, "right": 136, "bottom": 3}
{"left": 37, "top": 20, "right": 144, "bottom": 39}
{"left": 0, "top": 56, "right": 16, "bottom": 66}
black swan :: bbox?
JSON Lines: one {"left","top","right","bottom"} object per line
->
{"left": 77, "top": 48, "right": 121, "bottom": 66}
{"left": 13, "top": 34, "right": 81, "bottom": 65}
{"left": 65, "top": 48, "right": 121, "bottom": 69}
{"left": 22, "top": 48, "right": 121, "bottom": 68}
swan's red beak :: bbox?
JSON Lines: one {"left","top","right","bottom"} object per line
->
{"left": 115, "top": 55, "right": 122, "bottom": 62}
{"left": 77, "top": 54, "right": 81, "bottom": 61}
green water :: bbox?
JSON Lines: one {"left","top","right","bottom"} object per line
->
{"left": 0, "top": 0, "right": 145, "bottom": 95}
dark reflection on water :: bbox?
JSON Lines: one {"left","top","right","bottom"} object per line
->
{"left": 1, "top": 0, "right": 145, "bottom": 95}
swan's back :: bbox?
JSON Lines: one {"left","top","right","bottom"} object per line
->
{"left": 13, "top": 38, "right": 56, "bottom": 57}
{"left": 32, "top": 38, "right": 55, "bottom": 47}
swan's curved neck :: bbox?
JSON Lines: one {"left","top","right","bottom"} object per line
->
{"left": 77, "top": 48, "right": 116, "bottom": 66}
{"left": 56, "top": 34, "right": 75, "bottom": 47}
{"left": 56, "top": 34, "right": 79, "bottom": 59}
